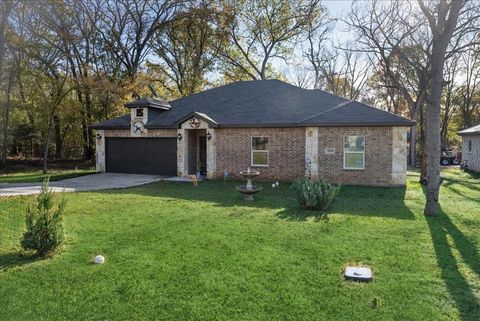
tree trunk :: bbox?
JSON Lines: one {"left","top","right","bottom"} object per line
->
{"left": 417, "top": 0, "right": 464, "bottom": 216}
{"left": 463, "top": 109, "right": 472, "bottom": 129}
{"left": 409, "top": 103, "right": 421, "bottom": 167}
{"left": 419, "top": 104, "right": 427, "bottom": 183}
{"left": 2, "top": 70, "right": 13, "bottom": 164}
{"left": 420, "top": 144, "right": 428, "bottom": 184}
{"left": 424, "top": 45, "right": 445, "bottom": 216}
{"left": 43, "top": 116, "right": 54, "bottom": 175}
{"left": 53, "top": 113, "right": 62, "bottom": 159}
{"left": 85, "top": 93, "right": 94, "bottom": 160}
{"left": 441, "top": 115, "right": 449, "bottom": 150}
{"left": 81, "top": 109, "right": 89, "bottom": 159}
{"left": 409, "top": 126, "right": 417, "bottom": 167}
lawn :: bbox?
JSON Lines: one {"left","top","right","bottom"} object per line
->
{"left": 0, "top": 169, "right": 95, "bottom": 184}
{"left": 0, "top": 169, "right": 479, "bottom": 321}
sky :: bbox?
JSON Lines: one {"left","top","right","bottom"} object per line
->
{"left": 323, "top": 0, "right": 354, "bottom": 18}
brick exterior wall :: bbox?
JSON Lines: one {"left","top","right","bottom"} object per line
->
{"left": 97, "top": 126, "right": 407, "bottom": 186}
{"left": 214, "top": 127, "right": 305, "bottom": 181}
{"left": 317, "top": 126, "right": 394, "bottom": 186}
{"left": 461, "top": 135, "right": 480, "bottom": 171}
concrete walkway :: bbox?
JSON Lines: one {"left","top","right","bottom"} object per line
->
{"left": 0, "top": 173, "right": 166, "bottom": 197}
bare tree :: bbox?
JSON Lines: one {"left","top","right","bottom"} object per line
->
{"left": 418, "top": 0, "right": 468, "bottom": 216}
{"left": 220, "top": 0, "right": 321, "bottom": 80}
{"left": 288, "top": 65, "right": 313, "bottom": 89}
{"left": 87, "top": 0, "right": 181, "bottom": 78}
{"left": 303, "top": 9, "right": 330, "bottom": 89}
{"left": 315, "top": 45, "right": 371, "bottom": 100}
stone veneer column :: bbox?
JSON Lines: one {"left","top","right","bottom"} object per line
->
{"left": 206, "top": 128, "right": 216, "bottom": 179}
{"left": 95, "top": 130, "right": 106, "bottom": 172}
{"left": 391, "top": 127, "right": 408, "bottom": 185}
{"left": 130, "top": 108, "right": 148, "bottom": 136}
{"left": 177, "top": 128, "right": 189, "bottom": 177}
{"left": 305, "top": 127, "right": 319, "bottom": 180}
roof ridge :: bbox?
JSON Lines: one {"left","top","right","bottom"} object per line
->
{"left": 300, "top": 100, "right": 352, "bottom": 123}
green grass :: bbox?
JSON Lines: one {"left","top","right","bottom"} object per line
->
{"left": 0, "top": 169, "right": 95, "bottom": 184}
{"left": 0, "top": 169, "right": 479, "bottom": 320}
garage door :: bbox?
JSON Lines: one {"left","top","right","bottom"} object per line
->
{"left": 106, "top": 137, "right": 177, "bottom": 175}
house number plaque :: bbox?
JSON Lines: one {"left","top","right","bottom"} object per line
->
{"left": 325, "top": 147, "right": 335, "bottom": 155}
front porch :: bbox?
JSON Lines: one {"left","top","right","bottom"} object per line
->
{"left": 177, "top": 114, "right": 217, "bottom": 179}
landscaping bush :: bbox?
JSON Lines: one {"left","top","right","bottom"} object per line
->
{"left": 291, "top": 177, "right": 340, "bottom": 211}
{"left": 21, "top": 178, "right": 66, "bottom": 256}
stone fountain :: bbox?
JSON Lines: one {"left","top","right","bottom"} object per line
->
{"left": 236, "top": 167, "right": 263, "bottom": 201}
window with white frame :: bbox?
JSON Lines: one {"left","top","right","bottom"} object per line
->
{"left": 251, "top": 137, "right": 269, "bottom": 166}
{"left": 344, "top": 136, "right": 365, "bottom": 169}
{"left": 136, "top": 108, "right": 144, "bottom": 117}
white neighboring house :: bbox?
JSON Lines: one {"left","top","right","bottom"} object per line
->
{"left": 458, "top": 124, "right": 480, "bottom": 171}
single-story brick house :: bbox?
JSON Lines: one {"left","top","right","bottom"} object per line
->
{"left": 458, "top": 124, "right": 480, "bottom": 171}
{"left": 91, "top": 80, "right": 414, "bottom": 186}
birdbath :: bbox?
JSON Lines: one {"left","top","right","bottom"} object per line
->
{"left": 235, "top": 167, "right": 263, "bottom": 201}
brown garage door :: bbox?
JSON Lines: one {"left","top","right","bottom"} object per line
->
{"left": 106, "top": 137, "right": 177, "bottom": 175}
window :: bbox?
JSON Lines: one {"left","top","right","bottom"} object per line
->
{"left": 136, "top": 108, "right": 144, "bottom": 117}
{"left": 344, "top": 136, "right": 365, "bottom": 169}
{"left": 468, "top": 140, "right": 472, "bottom": 152}
{"left": 251, "top": 137, "right": 269, "bottom": 166}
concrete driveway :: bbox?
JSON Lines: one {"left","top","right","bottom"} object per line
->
{"left": 0, "top": 173, "right": 166, "bottom": 197}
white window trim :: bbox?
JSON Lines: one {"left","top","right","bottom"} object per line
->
{"left": 251, "top": 136, "right": 269, "bottom": 167}
{"left": 136, "top": 108, "right": 144, "bottom": 118}
{"left": 343, "top": 135, "right": 365, "bottom": 170}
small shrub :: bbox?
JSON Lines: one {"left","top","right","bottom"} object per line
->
{"left": 291, "top": 176, "right": 319, "bottom": 209}
{"left": 316, "top": 180, "right": 341, "bottom": 211}
{"left": 21, "top": 178, "right": 66, "bottom": 256}
{"left": 291, "top": 177, "right": 340, "bottom": 211}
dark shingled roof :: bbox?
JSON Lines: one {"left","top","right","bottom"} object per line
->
{"left": 91, "top": 80, "right": 414, "bottom": 130}
{"left": 458, "top": 124, "right": 480, "bottom": 135}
